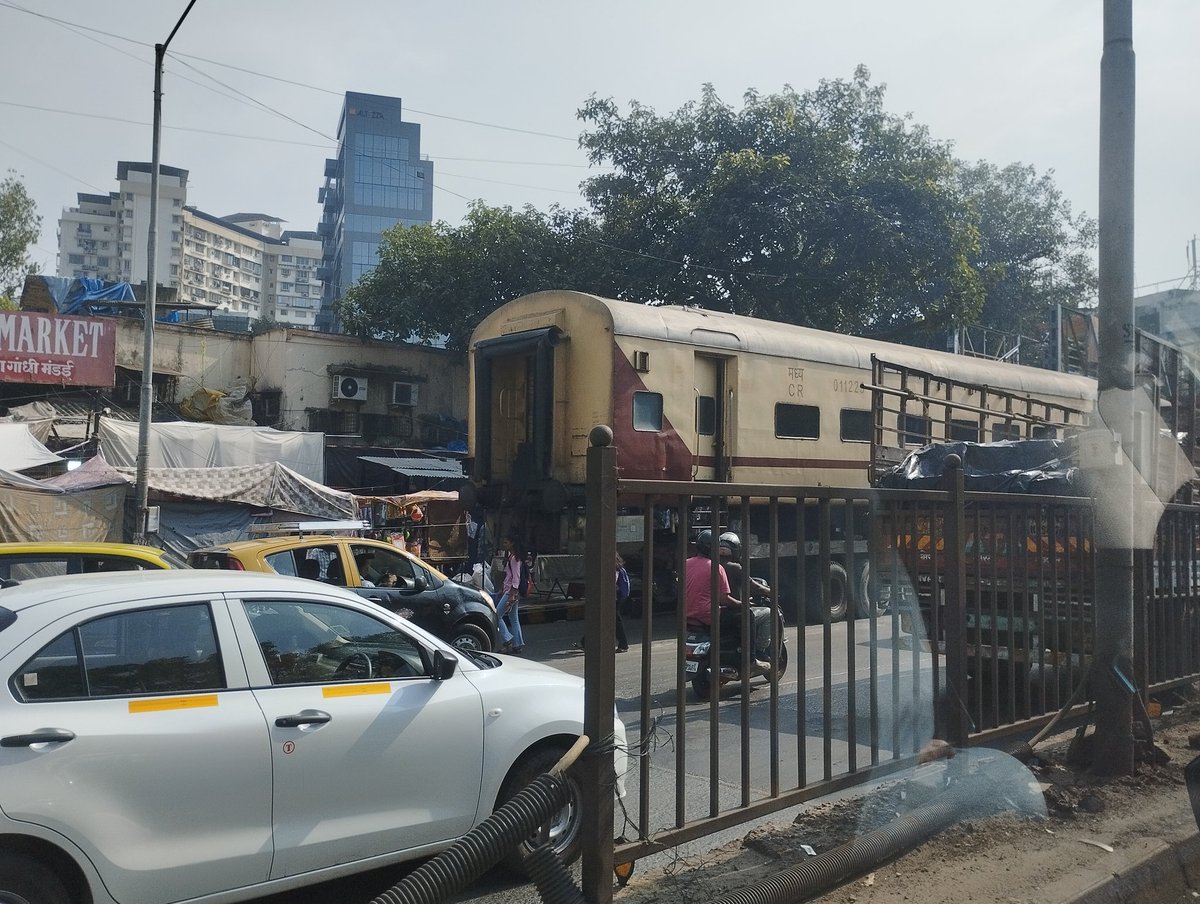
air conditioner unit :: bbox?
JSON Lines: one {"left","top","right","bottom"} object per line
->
{"left": 391, "top": 381, "right": 419, "bottom": 406}
{"left": 333, "top": 374, "right": 368, "bottom": 401}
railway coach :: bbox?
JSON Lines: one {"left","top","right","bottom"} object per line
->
{"left": 466, "top": 290, "right": 1098, "bottom": 618}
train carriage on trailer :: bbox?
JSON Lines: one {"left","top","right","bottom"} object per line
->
{"left": 467, "top": 290, "right": 1102, "bottom": 620}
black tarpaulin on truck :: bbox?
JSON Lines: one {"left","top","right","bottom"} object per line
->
{"left": 877, "top": 439, "right": 1084, "bottom": 496}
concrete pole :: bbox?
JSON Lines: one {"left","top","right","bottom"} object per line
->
{"left": 1092, "top": 0, "right": 1136, "bottom": 776}
{"left": 133, "top": 1, "right": 197, "bottom": 544}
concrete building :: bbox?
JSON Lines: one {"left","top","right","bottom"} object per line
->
{"left": 58, "top": 162, "right": 188, "bottom": 287}
{"left": 59, "top": 163, "right": 323, "bottom": 330}
{"left": 318, "top": 92, "right": 434, "bottom": 329}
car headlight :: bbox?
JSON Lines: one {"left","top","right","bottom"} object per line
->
{"left": 480, "top": 590, "right": 495, "bottom": 611}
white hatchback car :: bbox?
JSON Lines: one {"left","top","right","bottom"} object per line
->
{"left": 0, "top": 570, "right": 626, "bottom": 904}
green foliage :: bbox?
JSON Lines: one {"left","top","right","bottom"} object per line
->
{"left": 342, "top": 69, "right": 1095, "bottom": 348}
{"left": 0, "top": 172, "right": 41, "bottom": 297}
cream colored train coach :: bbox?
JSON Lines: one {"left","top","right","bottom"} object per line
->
{"left": 469, "top": 290, "right": 1095, "bottom": 507}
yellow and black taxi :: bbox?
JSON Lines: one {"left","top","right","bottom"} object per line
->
{"left": 188, "top": 532, "right": 498, "bottom": 652}
{"left": 0, "top": 542, "right": 176, "bottom": 581}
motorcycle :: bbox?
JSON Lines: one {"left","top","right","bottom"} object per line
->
{"left": 683, "top": 575, "right": 789, "bottom": 701}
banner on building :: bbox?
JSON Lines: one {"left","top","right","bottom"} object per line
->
{"left": 0, "top": 310, "right": 117, "bottom": 387}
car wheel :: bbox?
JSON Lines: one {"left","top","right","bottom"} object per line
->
{"left": 0, "top": 853, "right": 71, "bottom": 904}
{"left": 497, "top": 745, "right": 583, "bottom": 875}
{"left": 691, "top": 669, "right": 712, "bottom": 701}
{"left": 450, "top": 623, "right": 492, "bottom": 653}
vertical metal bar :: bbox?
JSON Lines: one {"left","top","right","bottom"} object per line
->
{"left": 1019, "top": 502, "right": 1033, "bottom": 720}
{"left": 1036, "top": 504, "right": 1049, "bottom": 715}
{"left": 820, "top": 497, "right": 833, "bottom": 780}
{"left": 913, "top": 501, "right": 925, "bottom": 754}
{"left": 674, "top": 497, "right": 689, "bottom": 828}
{"left": 1005, "top": 506, "right": 1017, "bottom": 725}
{"left": 796, "top": 498, "right": 808, "bottom": 789}
{"left": 708, "top": 496, "right": 722, "bottom": 818}
{"left": 1048, "top": 510, "right": 1061, "bottom": 710}
{"left": 581, "top": 427, "right": 617, "bottom": 904}
{"left": 868, "top": 497, "right": 881, "bottom": 764}
{"left": 844, "top": 497, "right": 858, "bottom": 774}
{"left": 891, "top": 502, "right": 902, "bottom": 758}
{"left": 638, "top": 504, "right": 654, "bottom": 840}
{"left": 1064, "top": 505, "right": 1076, "bottom": 711}
{"left": 943, "top": 455, "right": 969, "bottom": 747}
{"left": 987, "top": 503, "right": 999, "bottom": 730}
{"left": 739, "top": 495, "right": 751, "bottom": 808}
{"left": 769, "top": 496, "right": 781, "bottom": 796}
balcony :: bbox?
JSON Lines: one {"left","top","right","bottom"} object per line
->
{"left": 324, "top": 158, "right": 339, "bottom": 179}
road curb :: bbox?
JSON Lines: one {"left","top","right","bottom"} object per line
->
{"left": 1060, "top": 832, "right": 1200, "bottom": 903}
{"left": 519, "top": 597, "right": 586, "bottom": 624}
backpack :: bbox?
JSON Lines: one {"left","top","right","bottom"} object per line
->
{"left": 520, "top": 556, "right": 534, "bottom": 598}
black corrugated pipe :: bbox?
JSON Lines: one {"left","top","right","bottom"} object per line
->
{"left": 523, "top": 843, "right": 588, "bottom": 904}
{"left": 370, "top": 736, "right": 588, "bottom": 904}
{"left": 706, "top": 778, "right": 988, "bottom": 904}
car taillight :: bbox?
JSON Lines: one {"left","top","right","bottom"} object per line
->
{"left": 227, "top": 558, "right": 245, "bottom": 571}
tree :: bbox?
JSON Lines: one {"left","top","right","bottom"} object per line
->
{"left": 956, "top": 160, "right": 1097, "bottom": 335}
{"left": 0, "top": 171, "right": 41, "bottom": 296}
{"left": 338, "top": 203, "right": 624, "bottom": 350}
{"left": 577, "top": 69, "right": 985, "bottom": 337}
{"left": 345, "top": 69, "right": 1095, "bottom": 347}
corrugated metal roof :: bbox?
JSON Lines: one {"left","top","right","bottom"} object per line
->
{"left": 359, "top": 456, "right": 465, "bottom": 480}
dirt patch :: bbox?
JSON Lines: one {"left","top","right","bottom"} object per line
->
{"left": 617, "top": 701, "right": 1200, "bottom": 904}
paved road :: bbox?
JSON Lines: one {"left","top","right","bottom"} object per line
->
{"left": 252, "top": 612, "right": 935, "bottom": 904}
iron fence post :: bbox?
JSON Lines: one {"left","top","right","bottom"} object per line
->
{"left": 581, "top": 425, "right": 617, "bottom": 904}
{"left": 942, "top": 454, "right": 970, "bottom": 747}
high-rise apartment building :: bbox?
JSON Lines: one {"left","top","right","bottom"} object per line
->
{"left": 58, "top": 162, "right": 187, "bottom": 287}
{"left": 58, "top": 163, "right": 323, "bottom": 330}
{"left": 317, "top": 92, "right": 434, "bottom": 330}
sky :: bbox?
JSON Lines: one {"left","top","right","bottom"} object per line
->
{"left": 2, "top": 0, "right": 1198, "bottom": 298}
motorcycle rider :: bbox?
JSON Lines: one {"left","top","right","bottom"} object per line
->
{"left": 685, "top": 529, "right": 774, "bottom": 676}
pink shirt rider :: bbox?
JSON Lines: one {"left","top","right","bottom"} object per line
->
{"left": 685, "top": 554, "right": 730, "bottom": 624}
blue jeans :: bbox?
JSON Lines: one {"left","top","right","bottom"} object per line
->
{"left": 497, "top": 590, "right": 524, "bottom": 649}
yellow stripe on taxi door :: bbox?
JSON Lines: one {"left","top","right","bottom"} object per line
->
{"left": 128, "top": 694, "right": 219, "bottom": 713}
{"left": 322, "top": 683, "right": 392, "bottom": 698}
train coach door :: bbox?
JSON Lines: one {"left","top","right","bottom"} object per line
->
{"left": 694, "top": 355, "right": 730, "bottom": 481}
{"left": 491, "top": 355, "right": 530, "bottom": 483}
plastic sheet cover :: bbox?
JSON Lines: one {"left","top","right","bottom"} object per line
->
{"left": 877, "top": 439, "right": 1084, "bottom": 496}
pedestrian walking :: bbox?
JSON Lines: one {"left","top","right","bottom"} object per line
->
{"left": 496, "top": 536, "right": 525, "bottom": 653}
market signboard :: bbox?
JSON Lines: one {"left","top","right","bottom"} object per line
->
{"left": 0, "top": 310, "right": 117, "bottom": 386}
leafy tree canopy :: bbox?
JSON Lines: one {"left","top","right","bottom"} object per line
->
{"left": 339, "top": 68, "right": 1096, "bottom": 350}
{"left": 0, "top": 171, "right": 41, "bottom": 297}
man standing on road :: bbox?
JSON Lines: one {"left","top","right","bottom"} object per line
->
{"left": 685, "top": 530, "right": 773, "bottom": 675}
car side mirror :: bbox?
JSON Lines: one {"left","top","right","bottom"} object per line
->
{"left": 412, "top": 572, "right": 428, "bottom": 592}
{"left": 432, "top": 649, "right": 457, "bottom": 681}
{"left": 1187, "top": 755, "right": 1200, "bottom": 830}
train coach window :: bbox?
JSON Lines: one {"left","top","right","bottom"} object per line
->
{"left": 840, "top": 408, "right": 871, "bottom": 443}
{"left": 697, "top": 396, "right": 716, "bottom": 436}
{"left": 950, "top": 419, "right": 980, "bottom": 442}
{"left": 776, "top": 403, "right": 820, "bottom": 440}
{"left": 633, "top": 391, "right": 664, "bottom": 432}
{"left": 1032, "top": 424, "right": 1058, "bottom": 440}
{"left": 902, "top": 414, "right": 931, "bottom": 447}
{"left": 992, "top": 422, "right": 1021, "bottom": 442}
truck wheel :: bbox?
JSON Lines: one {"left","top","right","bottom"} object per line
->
{"left": 805, "top": 563, "right": 849, "bottom": 623}
{"left": 854, "top": 562, "right": 886, "bottom": 619}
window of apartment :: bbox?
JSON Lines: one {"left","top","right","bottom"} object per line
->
{"left": 280, "top": 283, "right": 293, "bottom": 293}
{"left": 775, "top": 403, "right": 820, "bottom": 439}
{"left": 840, "top": 408, "right": 872, "bottom": 443}
{"left": 632, "top": 391, "right": 663, "bottom": 432}
{"left": 97, "top": 257, "right": 110, "bottom": 268}
{"left": 68, "top": 254, "right": 84, "bottom": 264}
{"left": 281, "top": 255, "right": 293, "bottom": 264}
{"left": 169, "top": 264, "right": 179, "bottom": 276}
{"left": 172, "top": 215, "right": 182, "bottom": 224}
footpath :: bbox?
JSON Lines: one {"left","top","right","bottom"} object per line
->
{"left": 613, "top": 705, "right": 1200, "bottom": 904}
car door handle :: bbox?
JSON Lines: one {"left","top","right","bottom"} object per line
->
{"left": 1, "top": 728, "right": 76, "bottom": 748}
{"left": 367, "top": 596, "right": 385, "bottom": 603}
{"left": 275, "top": 710, "right": 332, "bottom": 728}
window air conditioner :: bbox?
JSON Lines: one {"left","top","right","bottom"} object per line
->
{"left": 333, "top": 375, "right": 368, "bottom": 401}
{"left": 391, "top": 381, "right": 418, "bottom": 406}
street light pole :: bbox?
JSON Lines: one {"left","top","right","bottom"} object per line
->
{"left": 133, "top": 0, "right": 198, "bottom": 544}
